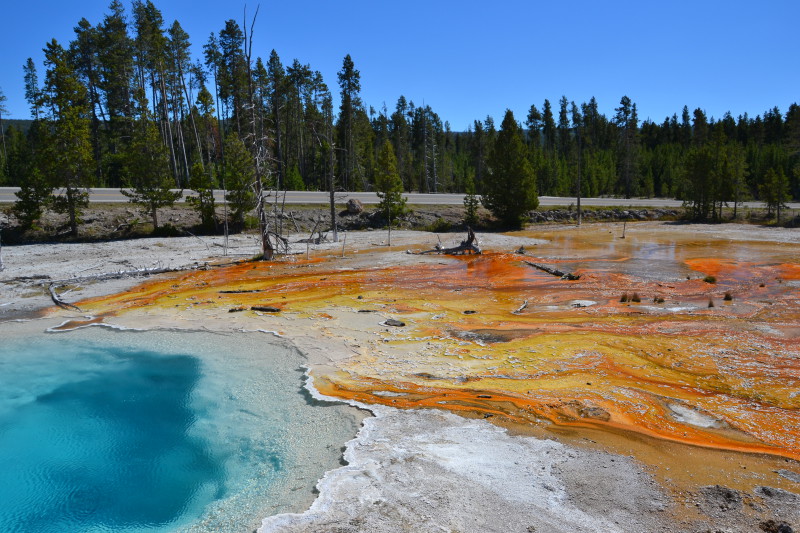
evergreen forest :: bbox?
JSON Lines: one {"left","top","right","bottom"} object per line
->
{"left": 0, "top": 0, "right": 798, "bottom": 232}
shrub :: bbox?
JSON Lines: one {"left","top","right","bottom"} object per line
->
{"left": 152, "top": 223, "right": 181, "bottom": 237}
{"left": 620, "top": 293, "right": 629, "bottom": 303}
{"left": 631, "top": 292, "right": 641, "bottom": 303}
{"left": 703, "top": 275, "right": 717, "bottom": 284}
{"left": 425, "top": 217, "right": 452, "bottom": 233}
{"left": 723, "top": 292, "right": 733, "bottom": 301}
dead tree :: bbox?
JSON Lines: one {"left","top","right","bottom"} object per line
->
{"left": 311, "top": 119, "right": 340, "bottom": 243}
{"left": 242, "top": 6, "right": 278, "bottom": 261}
{"left": 48, "top": 284, "right": 81, "bottom": 311}
{"left": 524, "top": 261, "right": 580, "bottom": 280}
{"left": 412, "top": 227, "right": 482, "bottom": 255}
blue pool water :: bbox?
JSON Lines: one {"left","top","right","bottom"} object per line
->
{"left": 0, "top": 327, "right": 363, "bottom": 533}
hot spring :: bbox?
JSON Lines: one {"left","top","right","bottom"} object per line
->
{"left": 0, "top": 325, "right": 364, "bottom": 533}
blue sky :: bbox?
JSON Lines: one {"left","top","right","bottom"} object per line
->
{"left": 1, "top": 0, "right": 798, "bottom": 130}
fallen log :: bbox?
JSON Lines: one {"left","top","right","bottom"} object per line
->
{"left": 411, "top": 228, "right": 482, "bottom": 255}
{"left": 48, "top": 284, "right": 81, "bottom": 311}
{"left": 40, "top": 263, "right": 210, "bottom": 286}
{"left": 219, "top": 289, "right": 262, "bottom": 294}
{"left": 524, "top": 261, "right": 580, "bottom": 280}
{"left": 251, "top": 306, "right": 281, "bottom": 313}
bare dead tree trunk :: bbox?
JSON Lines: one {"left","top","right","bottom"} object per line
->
{"left": 311, "top": 124, "right": 339, "bottom": 243}
{"left": 243, "top": 6, "right": 274, "bottom": 261}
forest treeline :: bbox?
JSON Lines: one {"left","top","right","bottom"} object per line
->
{"left": 0, "top": 0, "right": 798, "bottom": 234}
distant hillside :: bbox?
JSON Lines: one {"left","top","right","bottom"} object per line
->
{"left": 2, "top": 118, "right": 33, "bottom": 133}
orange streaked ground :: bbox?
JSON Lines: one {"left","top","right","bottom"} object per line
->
{"left": 73, "top": 224, "right": 800, "bottom": 462}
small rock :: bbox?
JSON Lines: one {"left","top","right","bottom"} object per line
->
{"left": 463, "top": 310, "right": 477, "bottom": 314}
{"left": 777, "top": 469, "right": 800, "bottom": 483}
{"left": 701, "top": 485, "right": 743, "bottom": 512}
{"left": 228, "top": 307, "right": 246, "bottom": 313}
{"left": 760, "top": 519, "right": 794, "bottom": 533}
{"left": 384, "top": 318, "right": 405, "bottom": 327}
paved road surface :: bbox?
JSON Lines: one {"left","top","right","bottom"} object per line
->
{"left": 1, "top": 187, "right": 798, "bottom": 210}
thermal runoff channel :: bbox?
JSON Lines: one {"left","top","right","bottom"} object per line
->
{"left": 0, "top": 328, "right": 363, "bottom": 533}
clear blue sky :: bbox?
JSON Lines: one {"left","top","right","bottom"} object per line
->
{"left": 1, "top": 0, "right": 798, "bottom": 131}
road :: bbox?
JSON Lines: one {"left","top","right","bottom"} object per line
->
{"left": 1, "top": 187, "right": 798, "bottom": 209}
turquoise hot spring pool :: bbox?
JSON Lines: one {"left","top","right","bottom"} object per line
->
{"left": 0, "top": 326, "right": 363, "bottom": 532}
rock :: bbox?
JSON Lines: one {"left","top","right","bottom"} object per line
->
{"left": 760, "top": 520, "right": 794, "bottom": 533}
{"left": 463, "top": 310, "right": 477, "bottom": 314}
{"left": 701, "top": 485, "right": 743, "bottom": 512}
{"left": 228, "top": 307, "right": 246, "bottom": 313}
{"left": 777, "top": 469, "right": 800, "bottom": 483}
{"left": 384, "top": 318, "right": 405, "bottom": 327}
{"left": 756, "top": 486, "right": 800, "bottom": 503}
{"left": 346, "top": 198, "right": 364, "bottom": 215}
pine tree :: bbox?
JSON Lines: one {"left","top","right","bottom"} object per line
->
{"left": 469, "top": 119, "right": 488, "bottom": 193}
{"left": 557, "top": 95, "right": 571, "bottom": 157}
{"left": 216, "top": 20, "right": 247, "bottom": 135}
{"left": 285, "top": 164, "right": 305, "bottom": 191}
{"left": 391, "top": 96, "right": 412, "bottom": 189}
{"left": 761, "top": 168, "right": 790, "bottom": 221}
{"left": 186, "top": 160, "right": 216, "bottom": 230}
{"left": 10, "top": 123, "right": 51, "bottom": 228}
{"left": 23, "top": 58, "right": 41, "bottom": 121}
{"left": 482, "top": 110, "right": 538, "bottom": 228}
{"left": 122, "top": 91, "right": 182, "bottom": 230}
{"left": 682, "top": 145, "right": 715, "bottom": 220}
{"left": 525, "top": 104, "right": 542, "bottom": 147}
{"left": 222, "top": 132, "right": 255, "bottom": 226}
{"left": 69, "top": 17, "right": 104, "bottom": 183}
{"left": 266, "top": 50, "right": 287, "bottom": 187}
{"left": 337, "top": 54, "right": 363, "bottom": 190}
{"left": 41, "top": 39, "right": 94, "bottom": 237}
{"left": 463, "top": 173, "right": 480, "bottom": 226}
{"left": 375, "top": 140, "right": 406, "bottom": 225}
{"left": 97, "top": 0, "right": 135, "bottom": 185}
{"left": 615, "top": 96, "right": 640, "bottom": 198}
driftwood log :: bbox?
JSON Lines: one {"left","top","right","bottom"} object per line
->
{"left": 48, "top": 284, "right": 81, "bottom": 311}
{"left": 39, "top": 263, "right": 213, "bottom": 311}
{"left": 524, "top": 261, "right": 580, "bottom": 280}
{"left": 39, "top": 263, "right": 210, "bottom": 286}
{"left": 412, "top": 228, "right": 482, "bottom": 255}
